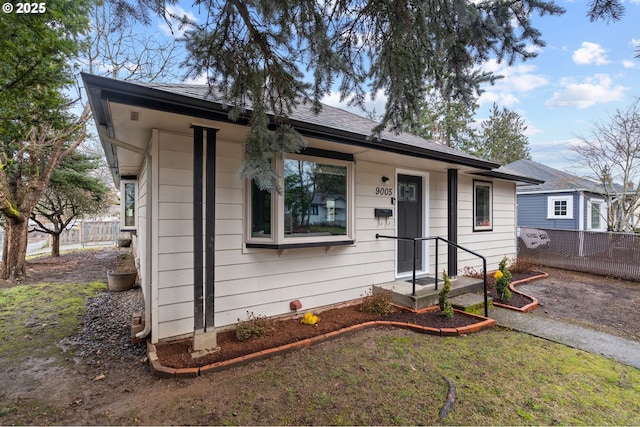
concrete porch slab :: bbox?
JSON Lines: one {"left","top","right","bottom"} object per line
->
{"left": 374, "top": 275, "right": 486, "bottom": 310}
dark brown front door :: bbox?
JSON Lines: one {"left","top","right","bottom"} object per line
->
{"left": 397, "top": 174, "right": 422, "bottom": 273}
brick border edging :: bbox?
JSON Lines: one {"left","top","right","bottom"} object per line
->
{"left": 492, "top": 272, "right": 548, "bottom": 313}
{"left": 146, "top": 307, "right": 496, "bottom": 378}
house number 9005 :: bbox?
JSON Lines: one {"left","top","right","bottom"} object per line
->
{"left": 375, "top": 187, "right": 393, "bottom": 196}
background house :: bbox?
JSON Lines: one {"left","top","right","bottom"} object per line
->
{"left": 507, "top": 159, "right": 616, "bottom": 232}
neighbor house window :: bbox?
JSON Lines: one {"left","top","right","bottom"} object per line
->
{"left": 120, "top": 179, "right": 137, "bottom": 231}
{"left": 246, "top": 150, "right": 354, "bottom": 247}
{"left": 547, "top": 195, "right": 573, "bottom": 219}
{"left": 588, "top": 199, "right": 606, "bottom": 231}
{"left": 473, "top": 180, "right": 493, "bottom": 231}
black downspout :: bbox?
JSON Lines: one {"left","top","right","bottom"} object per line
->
{"left": 193, "top": 126, "right": 204, "bottom": 332}
{"left": 447, "top": 169, "right": 458, "bottom": 276}
{"left": 205, "top": 128, "right": 218, "bottom": 331}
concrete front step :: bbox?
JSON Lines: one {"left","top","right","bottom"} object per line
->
{"left": 374, "top": 276, "right": 486, "bottom": 310}
{"left": 449, "top": 293, "right": 493, "bottom": 316}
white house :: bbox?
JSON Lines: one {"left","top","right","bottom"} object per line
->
{"left": 83, "top": 73, "right": 540, "bottom": 348}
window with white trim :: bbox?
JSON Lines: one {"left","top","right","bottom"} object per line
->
{"left": 588, "top": 199, "right": 606, "bottom": 231}
{"left": 120, "top": 179, "right": 137, "bottom": 231}
{"left": 246, "top": 151, "right": 354, "bottom": 247}
{"left": 473, "top": 180, "right": 493, "bottom": 231}
{"left": 547, "top": 195, "right": 573, "bottom": 219}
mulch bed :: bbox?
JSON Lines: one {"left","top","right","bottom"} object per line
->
{"left": 486, "top": 271, "right": 543, "bottom": 307}
{"left": 155, "top": 271, "right": 544, "bottom": 370}
{"left": 155, "top": 304, "right": 486, "bottom": 369}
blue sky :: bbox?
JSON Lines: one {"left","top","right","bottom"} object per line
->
{"left": 158, "top": 0, "right": 639, "bottom": 176}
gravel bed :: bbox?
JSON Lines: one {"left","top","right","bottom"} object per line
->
{"left": 67, "top": 287, "right": 147, "bottom": 366}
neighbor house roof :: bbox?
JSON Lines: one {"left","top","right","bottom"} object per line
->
{"left": 506, "top": 159, "right": 608, "bottom": 193}
{"left": 82, "top": 73, "right": 543, "bottom": 185}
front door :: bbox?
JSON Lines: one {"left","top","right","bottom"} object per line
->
{"left": 397, "top": 174, "right": 423, "bottom": 274}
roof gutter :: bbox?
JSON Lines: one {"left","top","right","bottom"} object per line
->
{"left": 473, "top": 170, "right": 544, "bottom": 185}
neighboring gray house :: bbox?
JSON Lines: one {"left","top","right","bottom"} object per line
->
{"left": 507, "top": 159, "right": 612, "bottom": 231}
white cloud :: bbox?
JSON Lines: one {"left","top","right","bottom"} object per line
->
{"left": 524, "top": 122, "right": 543, "bottom": 137}
{"left": 530, "top": 138, "right": 582, "bottom": 173}
{"left": 478, "top": 91, "right": 520, "bottom": 107}
{"left": 159, "top": 5, "right": 197, "bottom": 38}
{"left": 478, "top": 91, "right": 501, "bottom": 106}
{"left": 183, "top": 74, "right": 209, "bottom": 85}
{"left": 622, "top": 60, "right": 636, "bottom": 69}
{"left": 544, "top": 74, "right": 627, "bottom": 109}
{"left": 572, "top": 42, "right": 610, "bottom": 65}
{"left": 477, "top": 61, "right": 547, "bottom": 107}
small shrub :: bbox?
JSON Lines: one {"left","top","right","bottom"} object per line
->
{"left": 301, "top": 312, "right": 320, "bottom": 325}
{"left": 235, "top": 311, "right": 274, "bottom": 342}
{"left": 438, "top": 270, "right": 454, "bottom": 319}
{"left": 361, "top": 289, "right": 394, "bottom": 315}
{"left": 509, "top": 256, "right": 537, "bottom": 274}
{"left": 461, "top": 265, "right": 484, "bottom": 279}
{"left": 495, "top": 256, "right": 512, "bottom": 301}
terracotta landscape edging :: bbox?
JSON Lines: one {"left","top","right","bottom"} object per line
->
{"left": 146, "top": 307, "right": 496, "bottom": 378}
{"left": 493, "top": 272, "right": 548, "bottom": 313}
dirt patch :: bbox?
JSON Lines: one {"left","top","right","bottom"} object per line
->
{"left": 515, "top": 266, "right": 640, "bottom": 342}
{"left": 0, "top": 248, "right": 132, "bottom": 288}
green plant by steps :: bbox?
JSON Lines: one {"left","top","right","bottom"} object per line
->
{"left": 438, "top": 270, "right": 454, "bottom": 319}
{"left": 361, "top": 289, "right": 394, "bottom": 315}
{"left": 495, "top": 256, "right": 513, "bottom": 301}
{"left": 235, "top": 311, "right": 274, "bottom": 342}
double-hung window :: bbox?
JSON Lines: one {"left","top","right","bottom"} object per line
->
{"left": 120, "top": 178, "right": 137, "bottom": 231}
{"left": 588, "top": 199, "right": 606, "bottom": 231}
{"left": 473, "top": 180, "right": 493, "bottom": 231}
{"left": 246, "top": 150, "right": 354, "bottom": 248}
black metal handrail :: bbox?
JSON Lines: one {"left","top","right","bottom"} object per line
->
{"left": 375, "top": 234, "right": 488, "bottom": 317}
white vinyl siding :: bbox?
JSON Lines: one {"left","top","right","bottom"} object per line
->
{"left": 134, "top": 157, "right": 148, "bottom": 302}
{"left": 153, "top": 130, "right": 196, "bottom": 342}
{"left": 150, "top": 128, "right": 518, "bottom": 343}
{"left": 217, "top": 158, "right": 396, "bottom": 328}
{"left": 456, "top": 176, "right": 517, "bottom": 274}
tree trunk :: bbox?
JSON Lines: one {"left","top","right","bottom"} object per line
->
{"left": 51, "top": 233, "right": 60, "bottom": 257}
{"left": 0, "top": 217, "right": 29, "bottom": 280}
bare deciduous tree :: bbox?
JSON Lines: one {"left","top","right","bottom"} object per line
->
{"left": 82, "top": 1, "right": 183, "bottom": 82}
{"left": 573, "top": 98, "right": 640, "bottom": 232}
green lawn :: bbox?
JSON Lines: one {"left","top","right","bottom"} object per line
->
{"left": 1, "top": 282, "right": 639, "bottom": 425}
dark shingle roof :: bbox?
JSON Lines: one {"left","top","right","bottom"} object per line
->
{"left": 81, "top": 72, "right": 543, "bottom": 184}
{"left": 141, "top": 81, "right": 487, "bottom": 166}
{"left": 506, "top": 159, "right": 603, "bottom": 192}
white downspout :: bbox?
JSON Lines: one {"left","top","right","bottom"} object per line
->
{"left": 136, "top": 149, "right": 152, "bottom": 339}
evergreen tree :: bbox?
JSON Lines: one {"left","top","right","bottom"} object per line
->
{"left": 174, "top": 0, "right": 564, "bottom": 190}
{"left": 406, "top": 89, "right": 478, "bottom": 151}
{"left": 476, "top": 104, "right": 532, "bottom": 165}
{"left": 30, "top": 152, "right": 112, "bottom": 257}
{"left": 113, "top": 0, "right": 629, "bottom": 190}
